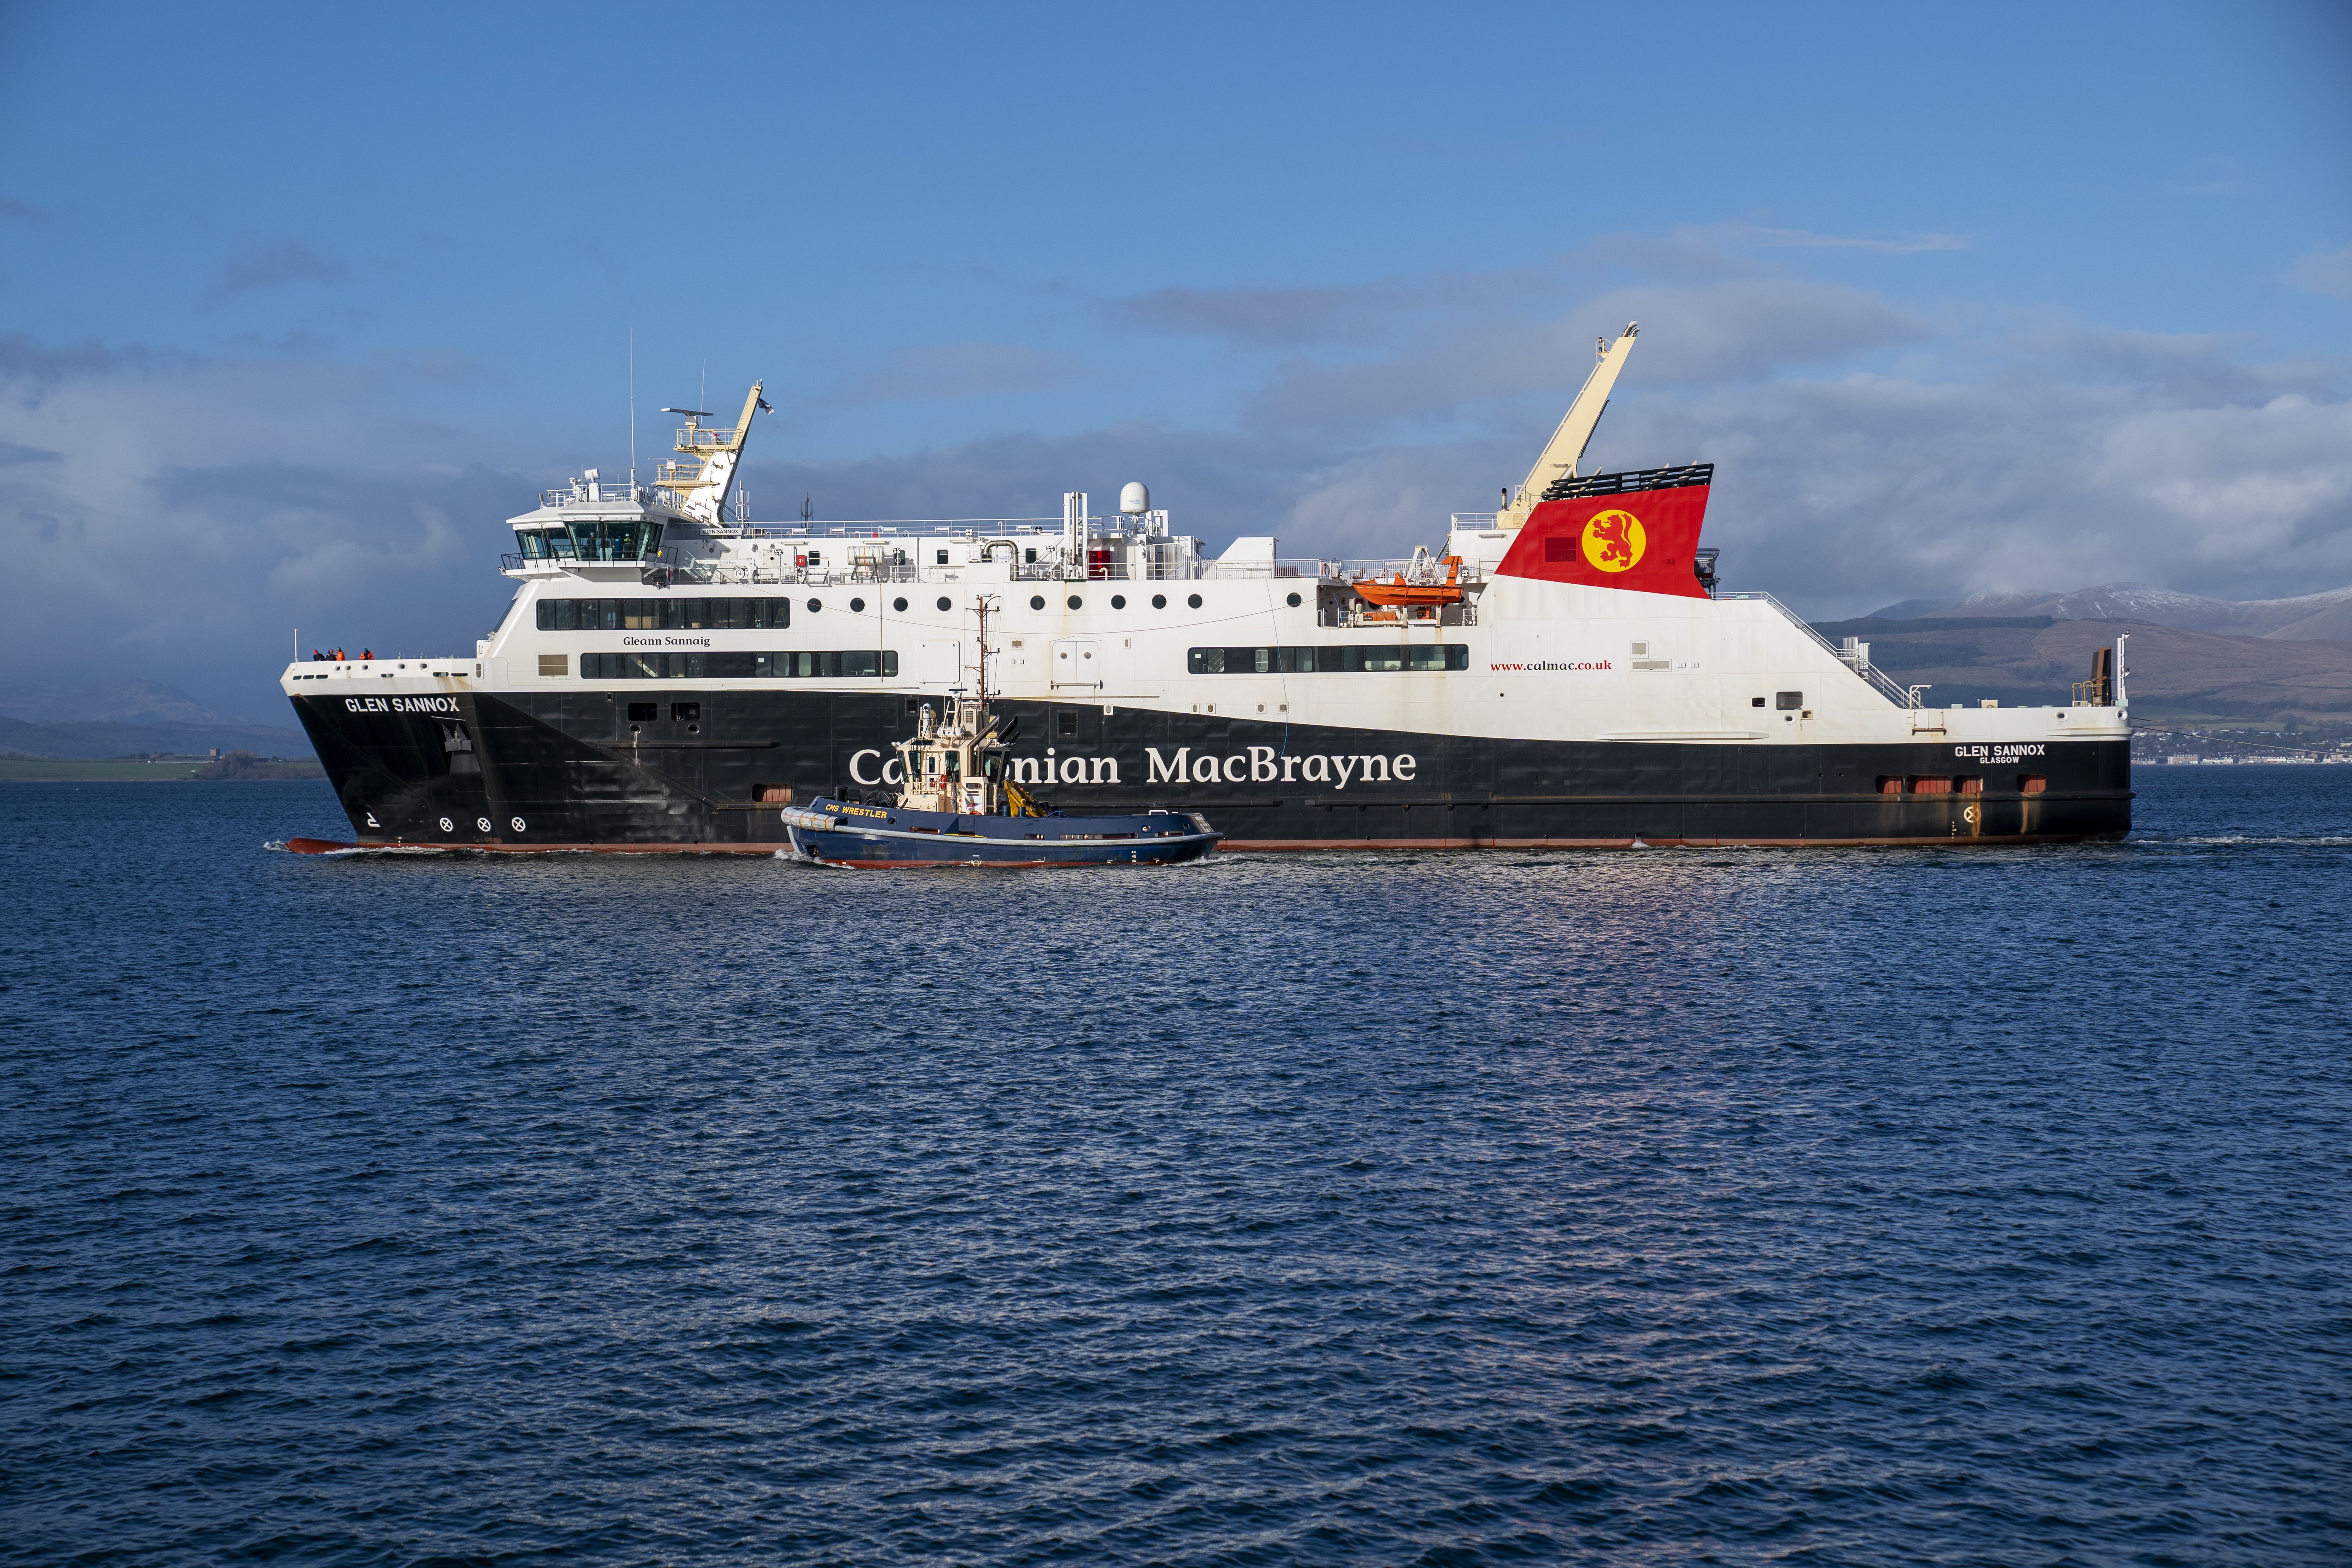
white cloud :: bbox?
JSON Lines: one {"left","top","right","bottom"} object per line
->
{"left": 2287, "top": 244, "right": 2352, "bottom": 301}
{"left": 4, "top": 226, "right": 2348, "bottom": 713}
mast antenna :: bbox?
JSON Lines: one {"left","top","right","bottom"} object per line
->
{"left": 628, "top": 328, "right": 636, "bottom": 487}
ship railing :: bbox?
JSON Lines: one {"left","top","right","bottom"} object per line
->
{"left": 1713, "top": 589, "right": 1913, "bottom": 705}
{"left": 1324, "top": 598, "right": 1479, "bottom": 628}
{"left": 1450, "top": 513, "right": 1502, "bottom": 530}
{"left": 721, "top": 515, "right": 1181, "bottom": 538}
{"left": 538, "top": 480, "right": 681, "bottom": 509}
{"left": 1334, "top": 557, "right": 1485, "bottom": 584}
{"left": 1197, "top": 558, "right": 1336, "bottom": 581}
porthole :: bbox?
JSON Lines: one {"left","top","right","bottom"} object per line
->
{"left": 936, "top": 597, "right": 952, "bottom": 612}
{"left": 1030, "top": 595, "right": 1045, "bottom": 610}
{"left": 1111, "top": 594, "right": 1126, "bottom": 609}
{"left": 1187, "top": 593, "right": 1203, "bottom": 609}
{"left": 893, "top": 597, "right": 908, "bottom": 612}
{"left": 807, "top": 597, "right": 822, "bottom": 612}
{"left": 1067, "top": 595, "right": 1083, "bottom": 610}
{"left": 1151, "top": 593, "right": 1167, "bottom": 609}
{"left": 1286, "top": 592, "right": 1301, "bottom": 608}
{"left": 850, "top": 597, "right": 866, "bottom": 613}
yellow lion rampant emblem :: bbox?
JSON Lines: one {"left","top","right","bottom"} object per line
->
{"left": 1580, "top": 509, "right": 1647, "bottom": 573}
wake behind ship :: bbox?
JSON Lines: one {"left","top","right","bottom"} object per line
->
{"left": 285, "top": 325, "right": 2132, "bottom": 851}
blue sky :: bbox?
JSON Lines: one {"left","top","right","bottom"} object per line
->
{"left": 2, "top": 1, "right": 2347, "bottom": 716}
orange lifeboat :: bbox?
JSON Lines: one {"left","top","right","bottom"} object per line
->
{"left": 1352, "top": 548, "right": 1465, "bottom": 609}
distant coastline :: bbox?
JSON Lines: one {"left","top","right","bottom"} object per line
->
{"left": 0, "top": 752, "right": 325, "bottom": 782}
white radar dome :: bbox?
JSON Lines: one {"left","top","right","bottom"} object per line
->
{"left": 1120, "top": 481, "right": 1150, "bottom": 515}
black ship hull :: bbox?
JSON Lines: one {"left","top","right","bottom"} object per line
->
{"left": 289, "top": 688, "right": 2132, "bottom": 851}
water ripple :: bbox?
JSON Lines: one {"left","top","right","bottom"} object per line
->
{"left": 2, "top": 772, "right": 2348, "bottom": 1564}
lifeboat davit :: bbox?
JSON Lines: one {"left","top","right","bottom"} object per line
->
{"left": 1352, "top": 548, "right": 1465, "bottom": 608}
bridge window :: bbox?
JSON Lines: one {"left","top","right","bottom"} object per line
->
{"left": 566, "top": 519, "right": 661, "bottom": 562}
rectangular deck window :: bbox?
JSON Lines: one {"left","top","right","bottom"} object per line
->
{"left": 1188, "top": 644, "right": 1468, "bottom": 674}
{"left": 538, "top": 597, "right": 790, "bottom": 632}
{"left": 579, "top": 650, "right": 898, "bottom": 681}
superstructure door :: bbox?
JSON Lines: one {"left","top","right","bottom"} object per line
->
{"left": 1051, "top": 639, "right": 1099, "bottom": 689}
{"left": 918, "top": 641, "right": 962, "bottom": 685}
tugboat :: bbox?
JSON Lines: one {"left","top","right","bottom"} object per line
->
{"left": 780, "top": 597, "right": 1221, "bottom": 868}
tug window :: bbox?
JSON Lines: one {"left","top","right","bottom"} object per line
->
{"left": 579, "top": 650, "right": 900, "bottom": 680}
{"left": 671, "top": 702, "right": 699, "bottom": 722}
{"left": 538, "top": 597, "right": 789, "bottom": 632}
{"left": 626, "top": 703, "right": 658, "bottom": 721}
{"left": 1189, "top": 645, "right": 1468, "bottom": 673}
{"left": 1775, "top": 691, "right": 1804, "bottom": 710}
{"left": 1056, "top": 710, "right": 1079, "bottom": 738}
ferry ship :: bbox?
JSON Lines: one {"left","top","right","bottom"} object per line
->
{"left": 282, "top": 325, "right": 2132, "bottom": 850}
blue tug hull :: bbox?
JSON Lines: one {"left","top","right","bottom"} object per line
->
{"left": 782, "top": 798, "right": 1220, "bottom": 868}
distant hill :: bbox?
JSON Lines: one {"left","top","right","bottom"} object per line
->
{"left": 0, "top": 713, "right": 316, "bottom": 760}
{"left": 1810, "top": 615, "right": 2352, "bottom": 720}
{"left": 0, "top": 679, "right": 272, "bottom": 726}
{"left": 1895, "top": 583, "right": 2352, "bottom": 641}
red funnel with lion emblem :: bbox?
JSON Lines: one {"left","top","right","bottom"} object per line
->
{"left": 1497, "top": 463, "right": 1713, "bottom": 599}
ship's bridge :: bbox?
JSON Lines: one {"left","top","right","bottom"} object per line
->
{"left": 505, "top": 470, "right": 683, "bottom": 571}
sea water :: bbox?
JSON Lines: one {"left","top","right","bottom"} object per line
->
{"left": 2, "top": 770, "right": 2347, "bottom": 1564}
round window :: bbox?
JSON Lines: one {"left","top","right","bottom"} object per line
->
{"left": 1111, "top": 594, "right": 1126, "bottom": 609}
{"left": 1187, "top": 593, "right": 1203, "bottom": 609}
{"left": 1030, "top": 595, "right": 1045, "bottom": 610}
{"left": 893, "top": 597, "right": 908, "bottom": 612}
{"left": 1286, "top": 592, "right": 1301, "bottom": 607}
{"left": 1067, "top": 595, "right": 1083, "bottom": 610}
{"left": 936, "top": 597, "right": 952, "bottom": 612}
{"left": 1151, "top": 593, "right": 1167, "bottom": 609}
{"left": 806, "top": 598, "right": 821, "bottom": 612}
{"left": 850, "top": 597, "right": 866, "bottom": 613}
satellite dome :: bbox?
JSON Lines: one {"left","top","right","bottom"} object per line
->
{"left": 1119, "top": 481, "right": 1150, "bottom": 515}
